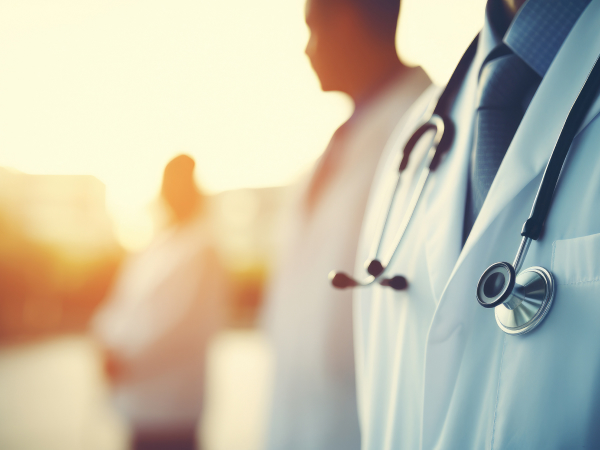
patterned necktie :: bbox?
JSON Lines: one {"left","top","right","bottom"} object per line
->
{"left": 464, "top": 44, "right": 541, "bottom": 239}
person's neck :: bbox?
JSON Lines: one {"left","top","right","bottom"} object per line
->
{"left": 487, "top": 0, "right": 527, "bottom": 40}
{"left": 348, "top": 56, "right": 405, "bottom": 105}
{"left": 500, "top": 0, "right": 527, "bottom": 24}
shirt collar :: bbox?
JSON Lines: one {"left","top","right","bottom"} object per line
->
{"left": 504, "top": 0, "right": 591, "bottom": 77}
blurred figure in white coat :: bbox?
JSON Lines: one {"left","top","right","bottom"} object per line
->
{"left": 93, "top": 155, "right": 226, "bottom": 450}
{"left": 261, "top": 0, "right": 430, "bottom": 448}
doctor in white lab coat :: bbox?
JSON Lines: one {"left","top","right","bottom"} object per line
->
{"left": 354, "top": 0, "right": 600, "bottom": 448}
{"left": 93, "top": 155, "right": 225, "bottom": 450}
{"left": 262, "top": 0, "right": 430, "bottom": 448}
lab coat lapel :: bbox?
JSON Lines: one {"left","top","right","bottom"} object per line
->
{"left": 421, "top": 41, "right": 486, "bottom": 304}
{"left": 422, "top": 107, "right": 472, "bottom": 304}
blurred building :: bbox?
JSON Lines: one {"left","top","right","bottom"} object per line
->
{"left": 0, "top": 167, "right": 122, "bottom": 341}
{"left": 0, "top": 164, "right": 295, "bottom": 337}
{"left": 0, "top": 168, "right": 116, "bottom": 256}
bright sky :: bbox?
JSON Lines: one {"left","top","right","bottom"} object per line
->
{"left": 0, "top": 0, "right": 485, "bottom": 251}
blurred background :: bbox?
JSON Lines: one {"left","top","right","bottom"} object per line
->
{"left": 0, "top": 0, "right": 485, "bottom": 448}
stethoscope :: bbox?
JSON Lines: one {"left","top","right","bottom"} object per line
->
{"left": 329, "top": 37, "right": 478, "bottom": 291}
{"left": 477, "top": 49, "right": 600, "bottom": 335}
{"left": 331, "top": 37, "right": 600, "bottom": 335}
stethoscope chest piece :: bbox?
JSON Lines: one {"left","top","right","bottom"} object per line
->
{"left": 477, "top": 263, "right": 554, "bottom": 335}
{"left": 495, "top": 267, "right": 554, "bottom": 335}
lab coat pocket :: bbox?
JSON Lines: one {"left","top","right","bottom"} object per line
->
{"left": 492, "top": 234, "right": 600, "bottom": 449}
{"left": 551, "top": 232, "right": 600, "bottom": 286}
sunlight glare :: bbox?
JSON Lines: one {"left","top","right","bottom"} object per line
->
{"left": 0, "top": 0, "right": 487, "bottom": 251}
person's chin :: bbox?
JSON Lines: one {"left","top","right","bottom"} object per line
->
{"left": 316, "top": 75, "right": 345, "bottom": 94}
{"left": 318, "top": 80, "right": 336, "bottom": 93}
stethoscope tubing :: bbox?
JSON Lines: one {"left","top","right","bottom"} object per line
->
{"left": 521, "top": 52, "right": 600, "bottom": 241}
{"left": 351, "top": 114, "right": 448, "bottom": 289}
{"left": 376, "top": 118, "right": 443, "bottom": 270}
{"left": 361, "top": 39, "right": 479, "bottom": 286}
{"left": 333, "top": 116, "right": 445, "bottom": 289}
{"left": 330, "top": 37, "right": 479, "bottom": 290}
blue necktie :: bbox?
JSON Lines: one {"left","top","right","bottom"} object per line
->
{"left": 464, "top": 45, "right": 541, "bottom": 239}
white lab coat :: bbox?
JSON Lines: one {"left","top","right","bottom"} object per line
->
{"left": 355, "top": 2, "right": 600, "bottom": 448}
{"left": 263, "top": 68, "right": 430, "bottom": 450}
{"left": 93, "top": 215, "right": 225, "bottom": 431}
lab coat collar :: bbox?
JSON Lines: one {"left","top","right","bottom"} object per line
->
{"left": 422, "top": 13, "right": 498, "bottom": 304}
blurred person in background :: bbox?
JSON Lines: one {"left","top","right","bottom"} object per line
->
{"left": 261, "top": 0, "right": 430, "bottom": 448}
{"left": 92, "top": 155, "right": 226, "bottom": 450}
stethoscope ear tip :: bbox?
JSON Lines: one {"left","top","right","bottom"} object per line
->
{"left": 366, "top": 260, "right": 385, "bottom": 277}
{"left": 329, "top": 271, "right": 358, "bottom": 289}
{"left": 380, "top": 275, "right": 408, "bottom": 291}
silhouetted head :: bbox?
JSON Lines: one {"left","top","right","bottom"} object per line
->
{"left": 161, "top": 154, "right": 203, "bottom": 223}
{"left": 304, "top": 0, "right": 402, "bottom": 99}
